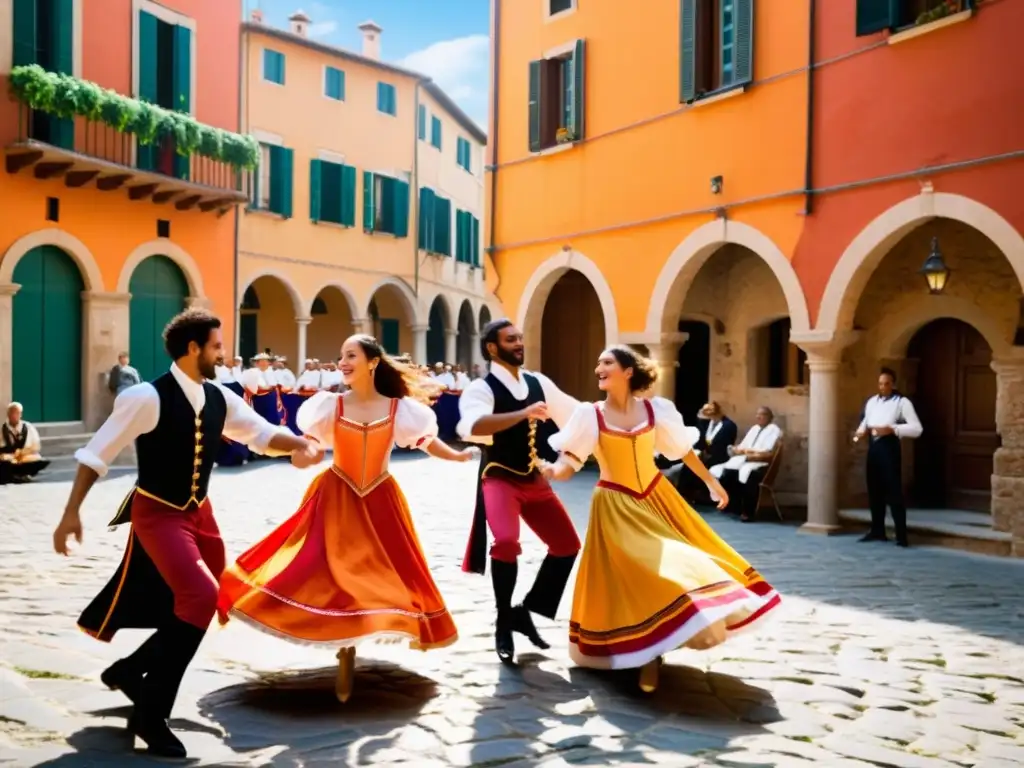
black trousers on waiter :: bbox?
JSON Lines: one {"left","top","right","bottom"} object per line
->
{"left": 865, "top": 434, "right": 907, "bottom": 544}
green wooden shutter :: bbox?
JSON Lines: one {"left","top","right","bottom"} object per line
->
{"left": 733, "top": 0, "right": 754, "bottom": 86}
{"left": 454, "top": 210, "right": 463, "bottom": 261}
{"left": 418, "top": 105, "right": 426, "bottom": 140}
{"left": 340, "top": 164, "right": 357, "bottom": 226}
{"left": 137, "top": 11, "right": 159, "bottom": 170}
{"left": 569, "top": 39, "right": 586, "bottom": 140}
{"left": 363, "top": 171, "right": 376, "bottom": 231}
{"left": 269, "top": 145, "right": 293, "bottom": 217}
{"left": 856, "top": 0, "right": 896, "bottom": 35}
{"left": 280, "top": 147, "right": 294, "bottom": 218}
{"left": 13, "top": 0, "right": 37, "bottom": 67}
{"left": 48, "top": 0, "right": 75, "bottom": 149}
{"left": 309, "top": 159, "right": 323, "bottom": 222}
{"left": 680, "top": 0, "right": 697, "bottom": 103}
{"left": 172, "top": 25, "right": 192, "bottom": 178}
{"left": 419, "top": 187, "right": 435, "bottom": 250}
{"left": 393, "top": 179, "right": 410, "bottom": 238}
{"left": 435, "top": 197, "right": 450, "bottom": 256}
{"left": 528, "top": 60, "right": 542, "bottom": 152}
{"left": 471, "top": 215, "right": 481, "bottom": 267}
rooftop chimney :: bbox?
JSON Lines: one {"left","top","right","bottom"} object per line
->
{"left": 358, "top": 20, "right": 382, "bottom": 60}
{"left": 289, "top": 10, "right": 311, "bottom": 37}
{"left": 250, "top": 8, "right": 263, "bottom": 23}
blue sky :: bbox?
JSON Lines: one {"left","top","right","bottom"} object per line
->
{"left": 245, "top": 1, "right": 491, "bottom": 129}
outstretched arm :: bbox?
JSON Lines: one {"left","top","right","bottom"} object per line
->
{"left": 682, "top": 450, "right": 729, "bottom": 510}
{"left": 426, "top": 439, "right": 477, "bottom": 463}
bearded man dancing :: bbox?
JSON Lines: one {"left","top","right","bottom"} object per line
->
{"left": 458, "top": 319, "right": 581, "bottom": 663}
{"left": 52, "top": 309, "right": 322, "bottom": 759}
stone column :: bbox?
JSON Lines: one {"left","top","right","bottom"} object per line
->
{"left": 411, "top": 324, "right": 428, "bottom": 366}
{"left": 352, "top": 316, "right": 373, "bottom": 336}
{"left": 445, "top": 328, "right": 458, "bottom": 365}
{"left": 185, "top": 295, "right": 213, "bottom": 310}
{"left": 469, "top": 330, "right": 482, "bottom": 369}
{"left": 81, "top": 291, "right": 131, "bottom": 431}
{"left": 296, "top": 316, "right": 311, "bottom": 366}
{"left": 801, "top": 355, "right": 843, "bottom": 534}
{"left": 646, "top": 342, "right": 683, "bottom": 400}
{"left": 992, "top": 356, "right": 1024, "bottom": 556}
{"left": 0, "top": 283, "right": 20, "bottom": 412}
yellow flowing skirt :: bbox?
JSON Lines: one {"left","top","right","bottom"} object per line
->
{"left": 569, "top": 475, "right": 780, "bottom": 669}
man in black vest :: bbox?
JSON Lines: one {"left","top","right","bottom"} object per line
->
{"left": 52, "top": 309, "right": 323, "bottom": 759}
{"left": 457, "top": 319, "right": 582, "bottom": 664}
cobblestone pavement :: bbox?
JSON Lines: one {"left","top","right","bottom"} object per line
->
{"left": 2, "top": 454, "right": 1024, "bottom": 767}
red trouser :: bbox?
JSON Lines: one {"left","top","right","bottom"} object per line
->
{"left": 132, "top": 496, "right": 226, "bottom": 630}
{"left": 482, "top": 475, "right": 581, "bottom": 563}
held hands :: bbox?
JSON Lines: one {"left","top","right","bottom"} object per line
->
{"left": 53, "top": 509, "right": 83, "bottom": 556}
{"left": 523, "top": 402, "right": 549, "bottom": 422}
{"left": 539, "top": 460, "right": 572, "bottom": 482}
{"left": 457, "top": 446, "right": 480, "bottom": 462}
{"left": 291, "top": 439, "right": 325, "bottom": 469}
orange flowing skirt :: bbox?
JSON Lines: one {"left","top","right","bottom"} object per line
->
{"left": 216, "top": 468, "right": 458, "bottom": 650}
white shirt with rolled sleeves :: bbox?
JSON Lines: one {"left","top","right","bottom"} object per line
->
{"left": 74, "top": 364, "right": 296, "bottom": 478}
{"left": 709, "top": 422, "right": 782, "bottom": 484}
{"left": 295, "top": 369, "right": 323, "bottom": 391}
{"left": 856, "top": 394, "right": 923, "bottom": 440}
{"left": 548, "top": 398, "right": 701, "bottom": 471}
{"left": 275, "top": 368, "right": 297, "bottom": 392}
{"left": 456, "top": 364, "right": 579, "bottom": 444}
{"left": 296, "top": 392, "right": 439, "bottom": 451}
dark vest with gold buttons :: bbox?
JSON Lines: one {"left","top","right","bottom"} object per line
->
{"left": 135, "top": 373, "right": 228, "bottom": 508}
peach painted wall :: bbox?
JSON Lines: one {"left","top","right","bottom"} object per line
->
{"left": 0, "top": 0, "right": 241, "bottom": 346}
{"left": 238, "top": 27, "right": 420, "bottom": 326}
{"left": 491, "top": 0, "right": 812, "bottom": 331}
{"left": 792, "top": 0, "right": 1024, "bottom": 322}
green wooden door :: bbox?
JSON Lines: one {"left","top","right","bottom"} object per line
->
{"left": 12, "top": 246, "right": 83, "bottom": 422}
{"left": 129, "top": 256, "right": 188, "bottom": 382}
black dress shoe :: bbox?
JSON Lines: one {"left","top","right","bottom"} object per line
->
{"left": 101, "top": 661, "right": 143, "bottom": 706}
{"left": 128, "top": 713, "right": 187, "bottom": 759}
{"left": 509, "top": 605, "right": 551, "bottom": 650}
{"left": 859, "top": 533, "right": 888, "bottom": 542}
{"left": 495, "top": 612, "right": 515, "bottom": 665}
{"left": 895, "top": 539, "right": 909, "bottom": 548}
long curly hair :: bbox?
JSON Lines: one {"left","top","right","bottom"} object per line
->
{"left": 349, "top": 335, "right": 441, "bottom": 404}
{"left": 606, "top": 344, "right": 660, "bottom": 394}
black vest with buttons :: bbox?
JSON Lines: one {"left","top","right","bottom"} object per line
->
{"left": 481, "top": 372, "right": 546, "bottom": 476}
{"left": 135, "top": 373, "right": 227, "bottom": 508}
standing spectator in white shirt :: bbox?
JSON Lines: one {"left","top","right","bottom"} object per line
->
{"left": 854, "top": 367, "right": 923, "bottom": 548}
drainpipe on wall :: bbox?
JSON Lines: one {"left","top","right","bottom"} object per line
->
{"left": 802, "top": 0, "right": 816, "bottom": 216}
{"left": 486, "top": 0, "right": 502, "bottom": 296}
{"left": 413, "top": 79, "right": 425, "bottom": 297}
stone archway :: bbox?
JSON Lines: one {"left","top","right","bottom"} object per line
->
{"left": 540, "top": 271, "right": 607, "bottom": 401}
{"left": 366, "top": 279, "right": 418, "bottom": 358}
{"left": 238, "top": 273, "right": 305, "bottom": 364}
{"left": 127, "top": 255, "right": 189, "bottom": 382}
{"left": 307, "top": 284, "right": 358, "bottom": 364}
{"left": 426, "top": 294, "right": 453, "bottom": 365}
{"left": 116, "top": 239, "right": 206, "bottom": 300}
{"left": 456, "top": 299, "right": 476, "bottom": 369}
{"left": 517, "top": 250, "right": 618, "bottom": 372}
{"left": 479, "top": 304, "right": 492, "bottom": 332}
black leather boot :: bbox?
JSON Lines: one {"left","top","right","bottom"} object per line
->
{"left": 130, "top": 618, "right": 206, "bottom": 758}
{"left": 491, "top": 559, "right": 518, "bottom": 664}
{"left": 517, "top": 553, "right": 577, "bottom": 650}
{"left": 101, "top": 630, "right": 163, "bottom": 706}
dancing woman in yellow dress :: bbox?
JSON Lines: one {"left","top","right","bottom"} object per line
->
{"left": 541, "top": 345, "right": 781, "bottom": 692}
{"left": 218, "top": 336, "right": 473, "bottom": 702}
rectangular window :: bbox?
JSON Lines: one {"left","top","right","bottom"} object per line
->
{"left": 310, "top": 159, "right": 357, "bottom": 226}
{"left": 456, "top": 137, "right": 472, "bottom": 172}
{"left": 430, "top": 116, "right": 442, "bottom": 150}
{"left": 363, "top": 171, "right": 409, "bottom": 237}
{"left": 263, "top": 48, "right": 285, "bottom": 85}
{"left": 680, "top": 0, "right": 752, "bottom": 103}
{"left": 377, "top": 82, "right": 397, "bottom": 116}
{"left": 137, "top": 8, "right": 192, "bottom": 178}
{"left": 324, "top": 66, "right": 345, "bottom": 100}
{"left": 252, "top": 143, "right": 293, "bottom": 217}
{"left": 528, "top": 39, "right": 585, "bottom": 152}
{"left": 418, "top": 104, "right": 427, "bottom": 140}
{"left": 14, "top": 0, "right": 75, "bottom": 149}
{"left": 455, "top": 210, "right": 481, "bottom": 267}
{"left": 418, "top": 187, "right": 452, "bottom": 256}
{"left": 855, "top": 0, "right": 960, "bottom": 35}
{"left": 549, "top": 0, "right": 575, "bottom": 16}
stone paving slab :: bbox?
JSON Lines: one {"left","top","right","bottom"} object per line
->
{"left": 1, "top": 454, "right": 1023, "bottom": 766}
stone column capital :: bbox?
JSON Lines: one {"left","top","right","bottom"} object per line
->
{"left": 790, "top": 329, "right": 861, "bottom": 363}
{"left": 81, "top": 291, "right": 131, "bottom": 305}
{"left": 445, "top": 327, "right": 459, "bottom": 337}
{"left": 295, "top": 316, "right": 313, "bottom": 325}
{"left": 410, "top": 324, "right": 429, "bottom": 333}
{"left": 0, "top": 282, "right": 21, "bottom": 298}
{"left": 806, "top": 358, "right": 841, "bottom": 374}
{"left": 992, "top": 353, "right": 1024, "bottom": 377}
{"left": 186, "top": 296, "right": 213, "bottom": 310}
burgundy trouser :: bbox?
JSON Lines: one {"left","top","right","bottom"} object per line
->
{"left": 482, "top": 475, "right": 581, "bottom": 563}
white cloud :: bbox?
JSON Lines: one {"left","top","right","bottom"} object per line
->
{"left": 398, "top": 35, "right": 489, "bottom": 130}
{"left": 308, "top": 20, "right": 337, "bottom": 37}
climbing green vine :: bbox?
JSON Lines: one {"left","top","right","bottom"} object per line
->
{"left": 8, "top": 65, "right": 259, "bottom": 171}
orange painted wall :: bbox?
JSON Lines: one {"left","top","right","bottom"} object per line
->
{"left": 0, "top": 0, "right": 241, "bottom": 345}
{"left": 491, "top": 0, "right": 811, "bottom": 331}
{"left": 792, "top": 0, "right": 1024, "bottom": 322}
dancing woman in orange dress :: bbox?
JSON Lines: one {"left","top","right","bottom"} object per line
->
{"left": 217, "top": 335, "right": 475, "bottom": 702}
